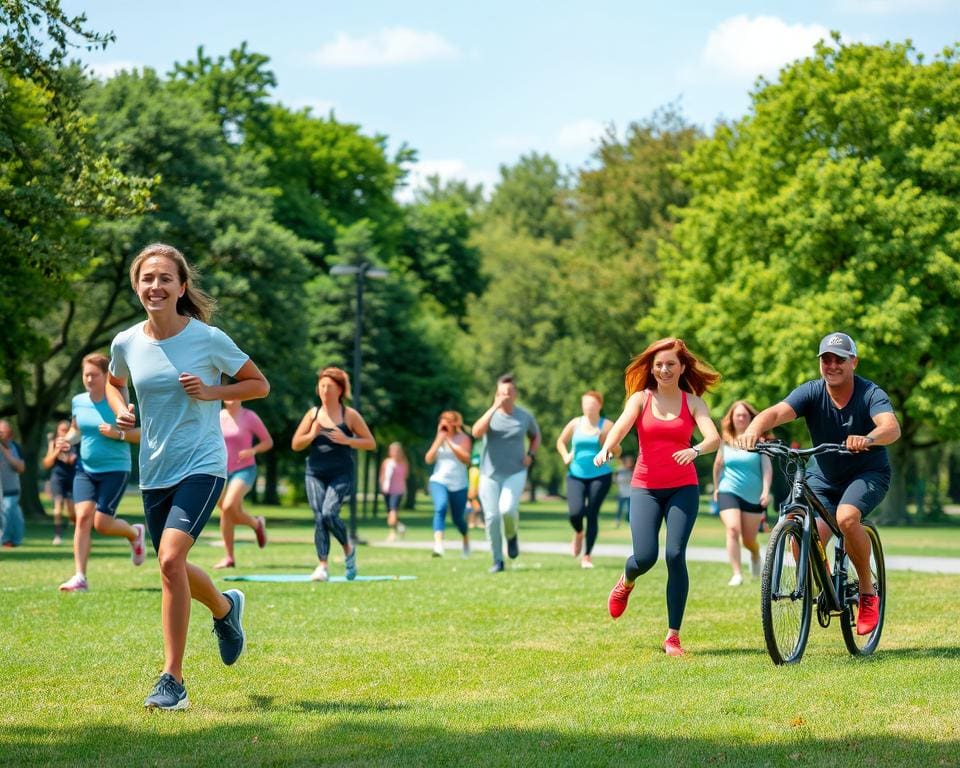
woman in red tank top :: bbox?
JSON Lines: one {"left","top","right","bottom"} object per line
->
{"left": 595, "top": 338, "right": 721, "bottom": 656}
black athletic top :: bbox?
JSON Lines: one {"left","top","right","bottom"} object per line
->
{"left": 306, "top": 412, "right": 355, "bottom": 480}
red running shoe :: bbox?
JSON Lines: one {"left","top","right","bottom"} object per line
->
{"left": 608, "top": 575, "right": 634, "bottom": 619}
{"left": 663, "top": 635, "right": 685, "bottom": 657}
{"left": 254, "top": 516, "right": 267, "bottom": 548}
{"left": 856, "top": 593, "right": 880, "bottom": 635}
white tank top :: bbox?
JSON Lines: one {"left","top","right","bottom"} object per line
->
{"left": 429, "top": 439, "right": 469, "bottom": 491}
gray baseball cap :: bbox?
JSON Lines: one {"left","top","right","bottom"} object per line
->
{"left": 818, "top": 332, "right": 858, "bottom": 358}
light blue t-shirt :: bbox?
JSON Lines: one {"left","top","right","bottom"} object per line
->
{"left": 72, "top": 393, "right": 131, "bottom": 473}
{"left": 109, "top": 318, "right": 249, "bottom": 490}
{"left": 717, "top": 443, "right": 764, "bottom": 504}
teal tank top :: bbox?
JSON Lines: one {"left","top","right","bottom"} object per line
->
{"left": 568, "top": 417, "right": 613, "bottom": 480}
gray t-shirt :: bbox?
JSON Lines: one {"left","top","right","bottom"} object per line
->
{"left": 0, "top": 441, "right": 22, "bottom": 495}
{"left": 480, "top": 405, "right": 540, "bottom": 478}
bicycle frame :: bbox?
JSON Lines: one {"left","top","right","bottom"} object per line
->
{"left": 767, "top": 445, "right": 857, "bottom": 618}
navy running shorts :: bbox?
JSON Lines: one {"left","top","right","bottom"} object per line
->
{"left": 73, "top": 468, "right": 129, "bottom": 516}
{"left": 141, "top": 474, "right": 225, "bottom": 553}
{"left": 805, "top": 470, "right": 890, "bottom": 519}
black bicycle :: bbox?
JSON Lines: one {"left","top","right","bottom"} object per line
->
{"left": 751, "top": 441, "right": 886, "bottom": 665}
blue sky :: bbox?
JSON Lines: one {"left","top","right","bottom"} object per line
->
{"left": 66, "top": 0, "right": 959, "bottom": 197}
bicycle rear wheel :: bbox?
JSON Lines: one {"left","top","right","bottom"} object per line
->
{"left": 840, "top": 519, "right": 886, "bottom": 656}
{"left": 761, "top": 518, "right": 811, "bottom": 665}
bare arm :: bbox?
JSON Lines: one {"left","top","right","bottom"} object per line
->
{"left": 599, "top": 419, "right": 622, "bottom": 458}
{"left": 0, "top": 444, "right": 25, "bottom": 474}
{"left": 98, "top": 423, "right": 142, "bottom": 445}
{"left": 674, "top": 395, "right": 720, "bottom": 466}
{"left": 739, "top": 402, "right": 797, "bottom": 449}
{"left": 594, "top": 392, "right": 644, "bottom": 466}
{"left": 42, "top": 438, "right": 59, "bottom": 470}
{"left": 341, "top": 408, "right": 376, "bottom": 451}
{"left": 846, "top": 411, "right": 901, "bottom": 453}
{"left": 555, "top": 419, "right": 577, "bottom": 465}
{"left": 447, "top": 433, "right": 472, "bottom": 465}
{"left": 712, "top": 448, "right": 725, "bottom": 500}
{"left": 471, "top": 393, "right": 508, "bottom": 438}
{"left": 760, "top": 455, "right": 772, "bottom": 506}
{"left": 291, "top": 409, "right": 321, "bottom": 452}
{"left": 178, "top": 358, "right": 270, "bottom": 402}
{"left": 424, "top": 428, "right": 446, "bottom": 464}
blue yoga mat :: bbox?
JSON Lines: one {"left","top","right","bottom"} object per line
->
{"left": 223, "top": 574, "right": 416, "bottom": 583}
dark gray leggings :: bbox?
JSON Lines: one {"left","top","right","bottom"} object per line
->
{"left": 626, "top": 485, "right": 700, "bottom": 630}
{"left": 305, "top": 473, "right": 351, "bottom": 559}
{"left": 566, "top": 474, "right": 613, "bottom": 555}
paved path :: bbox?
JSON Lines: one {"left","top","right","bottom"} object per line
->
{"left": 376, "top": 539, "right": 960, "bottom": 574}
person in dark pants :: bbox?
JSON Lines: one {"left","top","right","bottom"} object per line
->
{"left": 556, "top": 390, "right": 618, "bottom": 569}
{"left": 596, "top": 338, "right": 721, "bottom": 657}
{"left": 291, "top": 366, "right": 376, "bottom": 582}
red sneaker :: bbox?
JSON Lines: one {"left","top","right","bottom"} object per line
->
{"left": 254, "top": 516, "right": 267, "bottom": 549}
{"left": 608, "top": 575, "right": 634, "bottom": 619}
{"left": 856, "top": 593, "right": 880, "bottom": 635}
{"left": 663, "top": 635, "right": 685, "bottom": 657}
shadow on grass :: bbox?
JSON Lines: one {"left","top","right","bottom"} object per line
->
{"left": 2, "top": 721, "right": 958, "bottom": 768}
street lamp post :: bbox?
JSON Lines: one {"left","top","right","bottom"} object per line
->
{"left": 329, "top": 262, "right": 388, "bottom": 543}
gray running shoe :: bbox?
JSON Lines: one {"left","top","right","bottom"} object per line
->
{"left": 488, "top": 561, "right": 505, "bottom": 574}
{"left": 144, "top": 673, "right": 189, "bottom": 711}
{"left": 506, "top": 535, "right": 519, "bottom": 559}
{"left": 212, "top": 589, "right": 246, "bottom": 665}
{"left": 345, "top": 548, "right": 357, "bottom": 581}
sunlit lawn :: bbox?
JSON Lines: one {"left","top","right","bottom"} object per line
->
{"left": 1, "top": 495, "right": 958, "bottom": 767}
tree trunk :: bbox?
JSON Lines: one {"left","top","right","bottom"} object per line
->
{"left": 874, "top": 438, "right": 909, "bottom": 525}
{"left": 262, "top": 451, "right": 279, "bottom": 505}
{"left": 18, "top": 421, "right": 48, "bottom": 519}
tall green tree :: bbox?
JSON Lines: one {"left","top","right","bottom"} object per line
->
{"left": 0, "top": 3, "right": 153, "bottom": 515}
{"left": 485, "top": 152, "right": 574, "bottom": 243}
{"left": 642, "top": 38, "right": 960, "bottom": 522}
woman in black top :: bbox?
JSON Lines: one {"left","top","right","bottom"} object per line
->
{"left": 292, "top": 367, "right": 376, "bottom": 581}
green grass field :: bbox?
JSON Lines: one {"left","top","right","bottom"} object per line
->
{"left": 1, "top": 496, "right": 959, "bottom": 767}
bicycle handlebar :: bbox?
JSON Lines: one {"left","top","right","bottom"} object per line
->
{"left": 750, "top": 441, "right": 852, "bottom": 457}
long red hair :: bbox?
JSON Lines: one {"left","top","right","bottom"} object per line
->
{"left": 624, "top": 338, "right": 721, "bottom": 397}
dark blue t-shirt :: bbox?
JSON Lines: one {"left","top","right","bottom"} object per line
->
{"left": 783, "top": 375, "right": 893, "bottom": 485}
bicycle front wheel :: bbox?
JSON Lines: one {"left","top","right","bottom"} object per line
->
{"left": 840, "top": 519, "right": 886, "bottom": 656}
{"left": 761, "top": 518, "right": 812, "bottom": 665}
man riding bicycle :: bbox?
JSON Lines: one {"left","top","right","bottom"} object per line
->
{"left": 737, "top": 332, "right": 901, "bottom": 636}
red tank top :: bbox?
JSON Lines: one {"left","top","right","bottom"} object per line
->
{"left": 631, "top": 390, "right": 698, "bottom": 490}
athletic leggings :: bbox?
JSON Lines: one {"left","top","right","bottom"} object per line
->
{"left": 566, "top": 474, "right": 612, "bottom": 556}
{"left": 626, "top": 485, "right": 699, "bottom": 630}
{"left": 305, "top": 473, "right": 351, "bottom": 560}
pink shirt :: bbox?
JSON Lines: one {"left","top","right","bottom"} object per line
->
{"left": 220, "top": 408, "right": 270, "bottom": 473}
{"left": 380, "top": 458, "right": 408, "bottom": 495}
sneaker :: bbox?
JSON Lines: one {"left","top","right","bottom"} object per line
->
{"left": 856, "top": 593, "right": 880, "bottom": 636}
{"left": 462, "top": 540, "right": 470, "bottom": 558}
{"left": 212, "top": 589, "right": 246, "bottom": 666}
{"left": 131, "top": 523, "right": 146, "bottom": 566}
{"left": 728, "top": 573, "right": 743, "bottom": 587}
{"left": 52, "top": 533, "right": 63, "bottom": 545}
{"left": 344, "top": 548, "right": 357, "bottom": 581}
{"left": 431, "top": 545, "right": 444, "bottom": 558}
{"left": 506, "top": 535, "right": 519, "bottom": 560}
{"left": 581, "top": 556, "right": 594, "bottom": 569}
{"left": 663, "top": 635, "right": 685, "bottom": 657}
{"left": 311, "top": 564, "right": 329, "bottom": 582}
{"left": 144, "top": 673, "right": 189, "bottom": 711}
{"left": 213, "top": 557, "right": 236, "bottom": 569}
{"left": 750, "top": 555, "right": 762, "bottom": 579}
{"left": 254, "top": 516, "right": 267, "bottom": 548}
{"left": 572, "top": 531, "right": 584, "bottom": 557}
{"left": 58, "top": 574, "right": 88, "bottom": 593}
{"left": 396, "top": 522, "right": 406, "bottom": 538}
{"left": 608, "top": 575, "right": 634, "bottom": 618}
{"left": 488, "top": 561, "right": 505, "bottom": 574}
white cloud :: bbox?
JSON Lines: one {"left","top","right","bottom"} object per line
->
{"left": 554, "top": 119, "right": 606, "bottom": 152}
{"left": 837, "top": 0, "right": 947, "bottom": 12}
{"left": 397, "top": 159, "right": 497, "bottom": 203}
{"left": 311, "top": 27, "right": 458, "bottom": 69}
{"left": 87, "top": 60, "right": 141, "bottom": 80}
{"left": 701, "top": 15, "right": 832, "bottom": 80}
